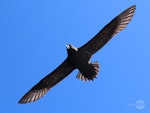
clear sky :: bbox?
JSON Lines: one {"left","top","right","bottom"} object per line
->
{"left": 1, "top": 0, "right": 150, "bottom": 113}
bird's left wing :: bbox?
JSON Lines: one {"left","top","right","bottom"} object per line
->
{"left": 79, "top": 5, "right": 136, "bottom": 56}
{"left": 19, "top": 58, "right": 74, "bottom": 104}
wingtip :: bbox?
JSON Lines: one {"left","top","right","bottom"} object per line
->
{"left": 130, "top": 4, "right": 136, "bottom": 11}
{"left": 112, "top": 4, "right": 136, "bottom": 36}
{"left": 132, "top": 4, "right": 136, "bottom": 8}
{"left": 18, "top": 88, "right": 49, "bottom": 104}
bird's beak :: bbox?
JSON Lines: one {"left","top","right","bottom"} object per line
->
{"left": 66, "top": 44, "right": 70, "bottom": 49}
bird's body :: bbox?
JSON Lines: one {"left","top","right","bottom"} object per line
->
{"left": 66, "top": 44, "right": 99, "bottom": 80}
{"left": 19, "top": 5, "right": 136, "bottom": 104}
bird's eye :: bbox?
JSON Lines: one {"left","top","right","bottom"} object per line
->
{"left": 66, "top": 44, "right": 72, "bottom": 49}
{"left": 69, "top": 45, "right": 72, "bottom": 49}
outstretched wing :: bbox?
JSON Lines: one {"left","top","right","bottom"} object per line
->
{"left": 79, "top": 5, "right": 136, "bottom": 56}
{"left": 19, "top": 59, "right": 74, "bottom": 104}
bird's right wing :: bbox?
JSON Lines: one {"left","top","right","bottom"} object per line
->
{"left": 79, "top": 5, "right": 136, "bottom": 56}
{"left": 19, "top": 58, "right": 75, "bottom": 104}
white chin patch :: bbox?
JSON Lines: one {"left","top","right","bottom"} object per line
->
{"left": 66, "top": 45, "right": 70, "bottom": 49}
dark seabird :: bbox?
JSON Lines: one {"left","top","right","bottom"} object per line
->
{"left": 19, "top": 5, "right": 136, "bottom": 104}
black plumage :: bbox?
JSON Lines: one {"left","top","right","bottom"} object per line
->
{"left": 19, "top": 5, "right": 136, "bottom": 104}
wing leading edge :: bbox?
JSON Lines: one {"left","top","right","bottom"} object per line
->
{"left": 79, "top": 5, "right": 136, "bottom": 56}
{"left": 19, "top": 59, "right": 75, "bottom": 104}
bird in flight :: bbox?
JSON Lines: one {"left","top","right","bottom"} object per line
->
{"left": 19, "top": 5, "right": 136, "bottom": 104}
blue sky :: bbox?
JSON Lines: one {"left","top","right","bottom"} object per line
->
{"left": 1, "top": 0, "right": 150, "bottom": 113}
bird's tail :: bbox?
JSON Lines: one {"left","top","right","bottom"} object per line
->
{"left": 76, "top": 61, "right": 100, "bottom": 81}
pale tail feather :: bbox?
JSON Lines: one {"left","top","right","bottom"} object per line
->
{"left": 76, "top": 61, "right": 100, "bottom": 81}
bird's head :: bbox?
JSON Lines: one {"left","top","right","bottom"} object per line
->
{"left": 66, "top": 44, "right": 78, "bottom": 53}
